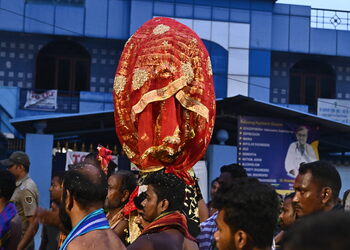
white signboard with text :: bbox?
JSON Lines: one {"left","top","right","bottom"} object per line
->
{"left": 65, "top": 151, "right": 118, "bottom": 170}
{"left": 24, "top": 89, "right": 58, "bottom": 111}
{"left": 317, "top": 98, "right": 350, "bottom": 124}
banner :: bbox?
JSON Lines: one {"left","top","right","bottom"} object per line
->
{"left": 65, "top": 151, "right": 118, "bottom": 170}
{"left": 318, "top": 98, "right": 350, "bottom": 124}
{"left": 238, "top": 116, "right": 319, "bottom": 192}
{"left": 24, "top": 89, "right": 58, "bottom": 111}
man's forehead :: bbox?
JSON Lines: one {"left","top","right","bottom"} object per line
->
{"left": 109, "top": 174, "right": 122, "bottom": 183}
{"left": 146, "top": 185, "right": 156, "bottom": 195}
{"left": 219, "top": 172, "right": 232, "bottom": 181}
{"left": 297, "top": 129, "right": 307, "bottom": 135}
{"left": 294, "top": 171, "right": 316, "bottom": 188}
{"left": 217, "top": 209, "right": 226, "bottom": 224}
{"left": 52, "top": 176, "right": 61, "bottom": 184}
{"left": 108, "top": 177, "right": 120, "bottom": 190}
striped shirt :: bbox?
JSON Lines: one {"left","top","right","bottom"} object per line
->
{"left": 196, "top": 212, "right": 218, "bottom": 250}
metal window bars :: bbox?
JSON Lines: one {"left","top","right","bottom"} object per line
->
{"left": 311, "top": 8, "right": 350, "bottom": 31}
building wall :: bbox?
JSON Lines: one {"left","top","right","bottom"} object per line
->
{"left": 0, "top": 0, "right": 131, "bottom": 39}
{"left": 0, "top": 31, "right": 124, "bottom": 93}
{"left": 1, "top": 0, "right": 350, "bottom": 105}
{"left": 1, "top": 0, "right": 350, "bottom": 122}
{"left": 270, "top": 52, "right": 350, "bottom": 105}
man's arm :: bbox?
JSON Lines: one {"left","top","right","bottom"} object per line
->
{"left": 17, "top": 189, "right": 39, "bottom": 250}
{"left": 36, "top": 203, "right": 62, "bottom": 228}
{"left": 17, "top": 216, "right": 39, "bottom": 250}
{"left": 113, "top": 219, "right": 128, "bottom": 242}
{"left": 198, "top": 199, "right": 209, "bottom": 222}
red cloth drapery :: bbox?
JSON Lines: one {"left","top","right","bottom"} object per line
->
{"left": 140, "top": 211, "right": 195, "bottom": 242}
{"left": 113, "top": 17, "right": 216, "bottom": 184}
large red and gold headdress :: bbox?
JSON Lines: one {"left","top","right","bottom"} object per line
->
{"left": 113, "top": 17, "right": 216, "bottom": 184}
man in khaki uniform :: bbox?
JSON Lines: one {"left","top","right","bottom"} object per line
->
{"left": 1, "top": 151, "right": 39, "bottom": 250}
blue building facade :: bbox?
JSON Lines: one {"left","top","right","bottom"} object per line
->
{"left": 1, "top": 0, "right": 350, "bottom": 199}
{"left": 1, "top": 1, "right": 349, "bottom": 121}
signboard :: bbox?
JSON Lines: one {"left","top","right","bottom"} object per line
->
{"left": 318, "top": 98, "right": 350, "bottom": 124}
{"left": 24, "top": 89, "right": 58, "bottom": 111}
{"left": 65, "top": 151, "right": 118, "bottom": 170}
{"left": 238, "top": 116, "right": 319, "bottom": 192}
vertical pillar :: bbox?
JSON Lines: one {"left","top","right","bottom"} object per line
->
{"left": 25, "top": 133, "right": 53, "bottom": 209}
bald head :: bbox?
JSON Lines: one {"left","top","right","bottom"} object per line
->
{"left": 79, "top": 163, "right": 104, "bottom": 184}
{"left": 63, "top": 163, "right": 108, "bottom": 210}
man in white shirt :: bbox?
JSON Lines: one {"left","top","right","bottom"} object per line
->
{"left": 284, "top": 126, "right": 317, "bottom": 178}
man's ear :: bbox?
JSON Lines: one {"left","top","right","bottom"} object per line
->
{"left": 66, "top": 190, "right": 74, "bottom": 211}
{"left": 234, "top": 230, "right": 248, "bottom": 250}
{"left": 159, "top": 199, "right": 169, "bottom": 212}
{"left": 17, "top": 164, "right": 25, "bottom": 171}
{"left": 321, "top": 187, "right": 332, "bottom": 204}
{"left": 121, "top": 190, "right": 130, "bottom": 203}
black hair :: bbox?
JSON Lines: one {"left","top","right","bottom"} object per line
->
{"left": 296, "top": 126, "right": 308, "bottom": 133}
{"left": 343, "top": 189, "right": 350, "bottom": 206}
{"left": 83, "top": 153, "right": 100, "bottom": 166}
{"left": 63, "top": 163, "right": 107, "bottom": 210}
{"left": 107, "top": 160, "right": 117, "bottom": 178}
{"left": 220, "top": 164, "right": 247, "bottom": 178}
{"left": 52, "top": 171, "right": 66, "bottom": 184}
{"left": 113, "top": 170, "right": 137, "bottom": 194}
{"left": 299, "top": 161, "right": 341, "bottom": 201}
{"left": 211, "top": 177, "right": 219, "bottom": 186}
{"left": 213, "top": 178, "right": 279, "bottom": 248}
{"left": 143, "top": 171, "right": 185, "bottom": 212}
{"left": 282, "top": 211, "right": 350, "bottom": 250}
{"left": 23, "top": 164, "right": 29, "bottom": 173}
{"left": 0, "top": 170, "right": 16, "bottom": 201}
{"left": 84, "top": 152, "right": 117, "bottom": 178}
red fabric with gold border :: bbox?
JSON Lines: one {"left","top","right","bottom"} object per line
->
{"left": 113, "top": 17, "right": 216, "bottom": 184}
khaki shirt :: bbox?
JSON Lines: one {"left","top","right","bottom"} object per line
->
{"left": 11, "top": 175, "right": 39, "bottom": 236}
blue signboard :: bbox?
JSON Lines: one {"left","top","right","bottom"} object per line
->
{"left": 238, "top": 116, "right": 319, "bottom": 192}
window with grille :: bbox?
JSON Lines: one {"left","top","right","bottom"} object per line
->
{"left": 289, "top": 60, "right": 335, "bottom": 113}
{"left": 36, "top": 40, "right": 90, "bottom": 92}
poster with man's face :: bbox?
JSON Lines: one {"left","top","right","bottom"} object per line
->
{"left": 237, "top": 116, "right": 319, "bottom": 192}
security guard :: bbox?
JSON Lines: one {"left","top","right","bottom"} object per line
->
{"left": 1, "top": 151, "right": 39, "bottom": 250}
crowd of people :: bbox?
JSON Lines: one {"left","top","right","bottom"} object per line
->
{"left": 1, "top": 150, "right": 350, "bottom": 250}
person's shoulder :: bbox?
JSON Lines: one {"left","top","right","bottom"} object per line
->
{"left": 68, "top": 229, "right": 125, "bottom": 250}
{"left": 23, "top": 176, "right": 39, "bottom": 190}
{"left": 20, "top": 177, "right": 39, "bottom": 197}
{"left": 127, "top": 235, "right": 156, "bottom": 250}
{"left": 201, "top": 211, "right": 218, "bottom": 225}
{"left": 184, "top": 237, "right": 199, "bottom": 250}
{"left": 129, "top": 231, "right": 185, "bottom": 250}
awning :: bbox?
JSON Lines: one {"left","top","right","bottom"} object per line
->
{"left": 11, "top": 110, "right": 117, "bottom": 146}
{"left": 11, "top": 95, "right": 350, "bottom": 154}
